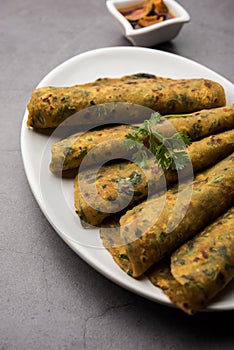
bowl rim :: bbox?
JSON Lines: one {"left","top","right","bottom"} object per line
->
{"left": 106, "top": 0, "right": 191, "bottom": 37}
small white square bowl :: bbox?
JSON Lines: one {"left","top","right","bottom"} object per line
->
{"left": 106, "top": 0, "right": 191, "bottom": 47}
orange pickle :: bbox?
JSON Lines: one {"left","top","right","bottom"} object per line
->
{"left": 118, "top": 0, "right": 174, "bottom": 29}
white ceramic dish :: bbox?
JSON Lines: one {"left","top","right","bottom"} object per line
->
{"left": 21, "top": 46, "right": 234, "bottom": 312}
{"left": 106, "top": 0, "right": 190, "bottom": 46}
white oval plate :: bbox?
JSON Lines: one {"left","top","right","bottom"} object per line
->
{"left": 21, "top": 47, "right": 234, "bottom": 311}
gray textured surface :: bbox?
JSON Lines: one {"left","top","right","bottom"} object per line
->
{"left": 1, "top": 0, "right": 234, "bottom": 349}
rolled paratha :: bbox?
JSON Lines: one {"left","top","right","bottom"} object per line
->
{"left": 50, "top": 104, "right": 234, "bottom": 174}
{"left": 75, "top": 129, "right": 234, "bottom": 226}
{"left": 101, "top": 153, "right": 234, "bottom": 277}
{"left": 27, "top": 74, "right": 226, "bottom": 128}
{"left": 148, "top": 206, "right": 234, "bottom": 315}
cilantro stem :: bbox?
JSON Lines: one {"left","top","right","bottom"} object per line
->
{"left": 164, "top": 113, "right": 193, "bottom": 118}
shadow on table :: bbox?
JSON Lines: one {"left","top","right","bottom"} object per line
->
{"left": 132, "top": 294, "right": 234, "bottom": 345}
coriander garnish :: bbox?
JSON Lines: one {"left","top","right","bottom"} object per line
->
{"left": 125, "top": 112, "right": 191, "bottom": 170}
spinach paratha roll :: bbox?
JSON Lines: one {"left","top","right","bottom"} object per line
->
{"left": 27, "top": 73, "right": 226, "bottom": 129}
{"left": 102, "top": 153, "right": 234, "bottom": 277}
{"left": 75, "top": 129, "right": 234, "bottom": 226}
{"left": 165, "top": 103, "right": 234, "bottom": 140}
{"left": 148, "top": 206, "right": 234, "bottom": 315}
{"left": 49, "top": 124, "right": 138, "bottom": 175}
{"left": 50, "top": 104, "right": 234, "bottom": 174}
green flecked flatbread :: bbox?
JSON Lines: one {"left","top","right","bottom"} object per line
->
{"left": 148, "top": 206, "right": 234, "bottom": 315}
{"left": 50, "top": 104, "right": 234, "bottom": 174}
{"left": 27, "top": 74, "right": 226, "bottom": 128}
{"left": 74, "top": 128, "right": 234, "bottom": 226}
{"left": 107, "top": 153, "right": 234, "bottom": 277}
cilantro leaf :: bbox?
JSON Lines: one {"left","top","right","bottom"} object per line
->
{"left": 125, "top": 112, "right": 191, "bottom": 171}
